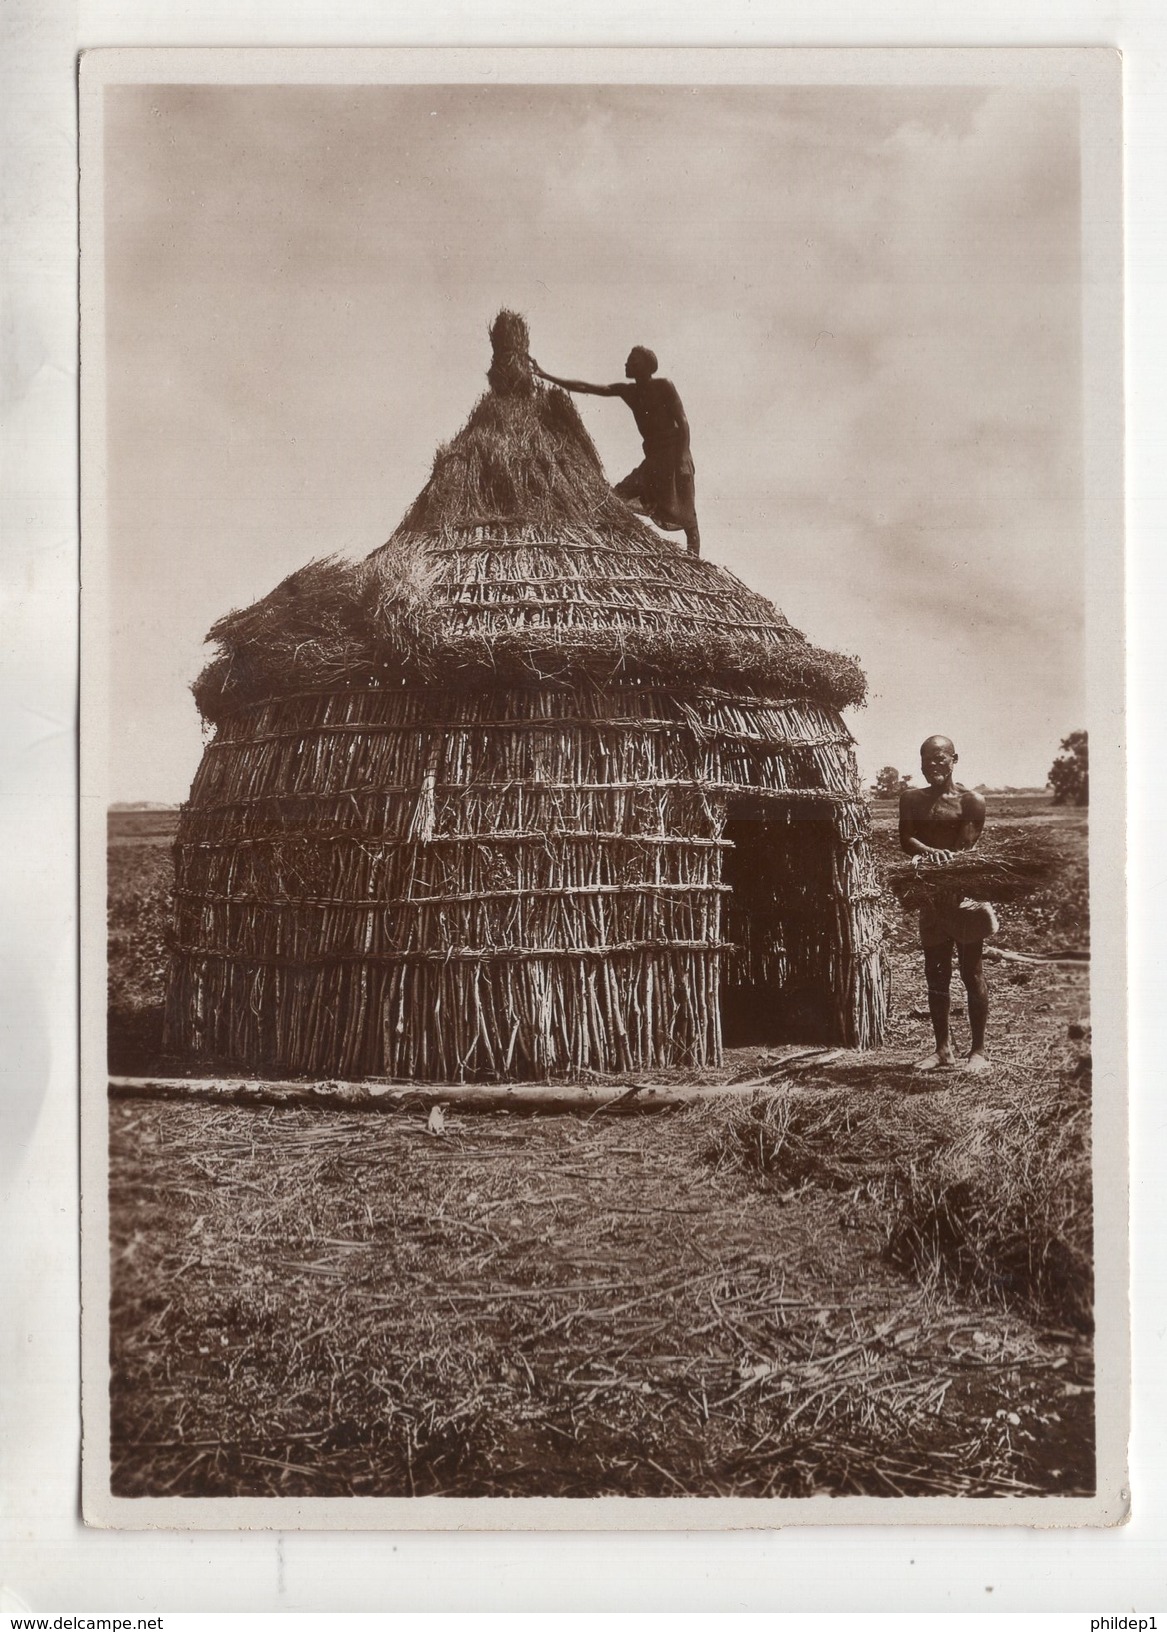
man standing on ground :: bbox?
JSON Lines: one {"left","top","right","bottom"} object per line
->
{"left": 898, "top": 735, "right": 993, "bottom": 1075}
{"left": 531, "top": 346, "right": 701, "bottom": 556}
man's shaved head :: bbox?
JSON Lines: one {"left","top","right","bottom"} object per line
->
{"left": 919, "top": 736, "right": 958, "bottom": 789}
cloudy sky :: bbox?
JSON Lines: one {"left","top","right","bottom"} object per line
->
{"left": 102, "top": 81, "right": 1084, "bottom": 801}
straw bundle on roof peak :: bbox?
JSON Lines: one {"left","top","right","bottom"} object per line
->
{"left": 486, "top": 308, "right": 536, "bottom": 397}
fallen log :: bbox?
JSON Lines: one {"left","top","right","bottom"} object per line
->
{"left": 106, "top": 1071, "right": 839, "bottom": 1115}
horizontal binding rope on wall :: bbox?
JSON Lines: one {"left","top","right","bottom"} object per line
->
{"left": 204, "top": 722, "right": 853, "bottom": 750}
{"left": 202, "top": 695, "right": 857, "bottom": 748}
{"left": 216, "top": 684, "right": 843, "bottom": 716}
{"left": 174, "top": 939, "right": 731, "bottom": 966}
{"left": 182, "top": 782, "right": 860, "bottom": 813}
{"left": 177, "top": 831, "right": 738, "bottom": 853}
{"left": 174, "top": 881, "right": 733, "bottom": 908}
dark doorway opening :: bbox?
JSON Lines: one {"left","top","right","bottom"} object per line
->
{"left": 720, "top": 799, "right": 840, "bottom": 1047}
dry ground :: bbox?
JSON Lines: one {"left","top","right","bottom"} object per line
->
{"left": 107, "top": 801, "right": 1093, "bottom": 1499}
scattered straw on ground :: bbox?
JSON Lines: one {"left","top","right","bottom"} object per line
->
{"left": 110, "top": 1091, "right": 1092, "bottom": 1499}
{"left": 110, "top": 949, "right": 1093, "bottom": 1501}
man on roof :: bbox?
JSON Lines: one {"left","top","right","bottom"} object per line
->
{"left": 899, "top": 735, "right": 995, "bottom": 1075}
{"left": 530, "top": 347, "right": 701, "bottom": 557}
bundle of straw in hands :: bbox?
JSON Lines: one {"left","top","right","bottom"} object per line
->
{"left": 887, "top": 834, "right": 1058, "bottom": 909}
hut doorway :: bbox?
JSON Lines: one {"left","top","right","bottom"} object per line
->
{"left": 719, "top": 799, "right": 840, "bottom": 1047}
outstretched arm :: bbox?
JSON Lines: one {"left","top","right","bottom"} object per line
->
{"left": 530, "top": 360, "right": 624, "bottom": 398}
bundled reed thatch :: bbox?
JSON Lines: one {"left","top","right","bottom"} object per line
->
{"left": 166, "top": 310, "right": 886, "bottom": 1080}
{"left": 887, "top": 835, "right": 1058, "bottom": 910}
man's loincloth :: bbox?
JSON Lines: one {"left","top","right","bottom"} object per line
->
{"left": 614, "top": 437, "right": 697, "bottom": 533}
{"left": 919, "top": 894, "right": 1000, "bottom": 947}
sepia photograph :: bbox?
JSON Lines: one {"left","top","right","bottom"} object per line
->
{"left": 79, "top": 47, "right": 1125, "bottom": 1526}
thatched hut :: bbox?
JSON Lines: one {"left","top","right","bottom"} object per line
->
{"left": 164, "top": 312, "right": 885, "bottom": 1081}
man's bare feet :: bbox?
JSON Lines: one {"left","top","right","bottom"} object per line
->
{"left": 913, "top": 1047, "right": 956, "bottom": 1072}
{"left": 964, "top": 1051, "right": 991, "bottom": 1075}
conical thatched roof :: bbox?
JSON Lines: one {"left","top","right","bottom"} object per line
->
{"left": 194, "top": 311, "right": 865, "bottom": 724}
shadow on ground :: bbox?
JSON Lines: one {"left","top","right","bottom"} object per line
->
{"left": 818, "top": 1061, "right": 962, "bottom": 1095}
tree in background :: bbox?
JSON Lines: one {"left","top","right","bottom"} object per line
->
{"left": 872, "top": 766, "right": 912, "bottom": 798}
{"left": 1048, "top": 730, "right": 1088, "bottom": 806}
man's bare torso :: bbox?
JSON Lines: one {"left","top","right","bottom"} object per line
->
{"left": 615, "top": 378, "right": 687, "bottom": 447}
{"left": 899, "top": 784, "right": 982, "bottom": 854}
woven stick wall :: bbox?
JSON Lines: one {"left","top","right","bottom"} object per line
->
{"left": 165, "top": 683, "right": 882, "bottom": 1077}
{"left": 164, "top": 311, "right": 885, "bottom": 1079}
